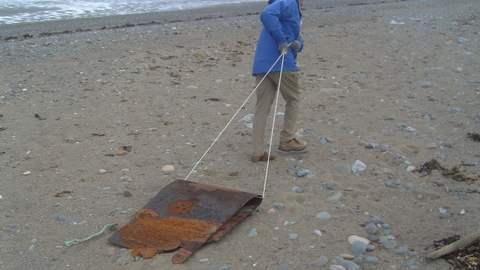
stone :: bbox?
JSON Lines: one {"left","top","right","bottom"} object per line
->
{"left": 162, "top": 165, "right": 175, "bottom": 172}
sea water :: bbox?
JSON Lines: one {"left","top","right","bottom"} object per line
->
{"left": 0, "top": 0, "right": 264, "bottom": 25}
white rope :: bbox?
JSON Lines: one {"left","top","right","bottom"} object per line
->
{"left": 184, "top": 53, "right": 285, "bottom": 180}
{"left": 261, "top": 53, "right": 285, "bottom": 198}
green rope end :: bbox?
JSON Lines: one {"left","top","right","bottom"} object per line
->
{"left": 65, "top": 222, "right": 117, "bottom": 247}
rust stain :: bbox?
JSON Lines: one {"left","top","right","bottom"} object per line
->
{"left": 119, "top": 209, "right": 221, "bottom": 261}
{"left": 169, "top": 199, "right": 193, "bottom": 215}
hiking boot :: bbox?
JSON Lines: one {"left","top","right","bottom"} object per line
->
{"left": 278, "top": 138, "right": 307, "bottom": 152}
{"left": 251, "top": 152, "right": 275, "bottom": 163}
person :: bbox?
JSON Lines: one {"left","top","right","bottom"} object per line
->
{"left": 250, "top": 0, "right": 307, "bottom": 162}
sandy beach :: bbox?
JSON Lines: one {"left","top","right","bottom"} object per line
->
{"left": 0, "top": 0, "right": 479, "bottom": 269}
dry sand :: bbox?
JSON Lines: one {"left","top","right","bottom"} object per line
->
{"left": 0, "top": 0, "right": 479, "bottom": 269}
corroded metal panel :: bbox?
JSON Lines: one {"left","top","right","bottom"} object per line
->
{"left": 108, "top": 179, "right": 262, "bottom": 263}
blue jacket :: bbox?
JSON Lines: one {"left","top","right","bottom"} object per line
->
{"left": 252, "top": 0, "right": 303, "bottom": 75}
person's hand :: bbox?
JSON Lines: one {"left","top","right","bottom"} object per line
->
{"left": 278, "top": 42, "right": 288, "bottom": 55}
{"left": 289, "top": 40, "right": 301, "bottom": 52}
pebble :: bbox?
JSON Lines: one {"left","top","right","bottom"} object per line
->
{"left": 433, "top": 180, "right": 444, "bottom": 186}
{"left": 334, "top": 257, "right": 360, "bottom": 270}
{"left": 219, "top": 267, "right": 229, "bottom": 270}
{"left": 54, "top": 214, "right": 67, "bottom": 221}
{"left": 311, "top": 255, "right": 328, "bottom": 267}
{"left": 394, "top": 246, "right": 409, "bottom": 254}
{"left": 278, "top": 263, "right": 289, "bottom": 270}
{"left": 348, "top": 235, "right": 369, "bottom": 245}
{"left": 313, "top": 230, "right": 322, "bottom": 237}
{"left": 339, "top": 254, "right": 355, "bottom": 260}
{"left": 102, "top": 247, "right": 116, "bottom": 257}
{"left": 23, "top": 171, "right": 32, "bottom": 175}
{"left": 329, "top": 266, "right": 346, "bottom": 270}
{"left": 351, "top": 160, "right": 366, "bottom": 172}
{"left": 99, "top": 169, "right": 107, "bottom": 174}
{"left": 267, "top": 208, "right": 276, "bottom": 215}
{"left": 383, "top": 240, "right": 398, "bottom": 249}
{"left": 426, "top": 142, "right": 437, "bottom": 149}
{"left": 406, "top": 166, "right": 416, "bottom": 172}
{"left": 364, "top": 223, "right": 379, "bottom": 235}
{"left": 413, "top": 188, "right": 423, "bottom": 194}
{"left": 326, "top": 191, "right": 342, "bottom": 203}
{"left": 288, "top": 234, "right": 298, "bottom": 240}
{"left": 316, "top": 211, "right": 332, "bottom": 219}
{"left": 326, "top": 181, "right": 339, "bottom": 190}
{"left": 273, "top": 203, "right": 284, "bottom": 210}
{"left": 297, "top": 170, "right": 308, "bottom": 177}
{"left": 405, "top": 183, "right": 414, "bottom": 189}
{"left": 161, "top": 165, "right": 175, "bottom": 172}
{"left": 350, "top": 241, "right": 367, "bottom": 254}
{"left": 368, "top": 235, "right": 379, "bottom": 242}
{"left": 247, "top": 228, "right": 258, "bottom": 238}
{"left": 292, "top": 186, "right": 303, "bottom": 193}
{"left": 364, "top": 256, "right": 378, "bottom": 263}
{"left": 199, "top": 258, "right": 209, "bottom": 263}
{"left": 366, "top": 245, "right": 376, "bottom": 251}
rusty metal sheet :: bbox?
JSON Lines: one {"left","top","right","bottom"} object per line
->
{"left": 108, "top": 179, "right": 262, "bottom": 263}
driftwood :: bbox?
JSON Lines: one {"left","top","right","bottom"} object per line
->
{"left": 427, "top": 231, "right": 480, "bottom": 259}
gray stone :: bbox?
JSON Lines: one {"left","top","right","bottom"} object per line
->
{"left": 248, "top": 228, "right": 258, "bottom": 238}
{"left": 394, "top": 246, "right": 409, "bottom": 254}
{"left": 326, "top": 181, "right": 339, "bottom": 190}
{"left": 334, "top": 256, "right": 360, "bottom": 270}
{"left": 273, "top": 203, "right": 284, "bottom": 210}
{"left": 316, "top": 211, "right": 332, "bottom": 219}
{"left": 383, "top": 240, "right": 398, "bottom": 250}
{"left": 350, "top": 241, "right": 367, "bottom": 254}
{"left": 364, "top": 223, "right": 379, "bottom": 235}
{"left": 364, "top": 256, "right": 378, "bottom": 263}
{"left": 278, "top": 263, "right": 289, "bottom": 270}
{"left": 311, "top": 256, "right": 328, "bottom": 267}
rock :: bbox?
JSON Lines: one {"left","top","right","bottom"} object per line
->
{"left": 348, "top": 235, "right": 369, "bottom": 245}
{"left": 273, "top": 203, "right": 284, "bottom": 210}
{"left": 316, "top": 211, "right": 332, "bottom": 219}
{"left": 334, "top": 256, "right": 360, "bottom": 270}
{"left": 339, "top": 254, "right": 355, "bottom": 260}
{"left": 247, "top": 228, "right": 258, "bottom": 238}
{"left": 297, "top": 170, "right": 308, "bottom": 177}
{"left": 278, "top": 263, "right": 289, "bottom": 270}
{"left": 383, "top": 240, "right": 398, "bottom": 249}
{"left": 288, "top": 234, "right": 298, "bottom": 240}
{"left": 54, "top": 214, "right": 67, "bottom": 221}
{"left": 326, "top": 191, "right": 342, "bottom": 203}
{"left": 364, "top": 223, "right": 379, "bottom": 235}
{"left": 23, "top": 171, "right": 32, "bottom": 175}
{"left": 426, "top": 142, "right": 437, "bottom": 149}
{"left": 103, "top": 247, "right": 116, "bottom": 257}
{"left": 313, "top": 230, "right": 322, "bottom": 237}
{"left": 394, "top": 246, "right": 409, "bottom": 254}
{"left": 267, "top": 208, "right": 276, "bottom": 215}
{"left": 326, "top": 181, "right": 339, "bottom": 190}
{"left": 351, "top": 160, "right": 366, "bottom": 172}
{"left": 311, "top": 255, "right": 328, "bottom": 267}
{"left": 199, "top": 258, "right": 209, "bottom": 263}
{"left": 161, "top": 165, "right": 175, "bottom": 172}
{"left": 99, "top": 169, "right": 107, "bottom": 174}
{"left": 350, "top": 241, "right": 367, "bottom": 254}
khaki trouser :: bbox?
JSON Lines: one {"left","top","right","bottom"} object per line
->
{"left": 252, "top": 71, "right": 301, "bottom": 156}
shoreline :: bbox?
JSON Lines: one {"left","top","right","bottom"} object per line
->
{"left": 1, "top": 0, "right": 415, "bottom": 42}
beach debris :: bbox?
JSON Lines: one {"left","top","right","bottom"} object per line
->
{"left": 428, "top": 231, "right": 480, "bottom": 269}
{"left": 65, "top": 223, "right": 117, "bottom": 247}
{"left": 34, "top": 113, "right": 46, "bottom": 120}
{"left": 108, "top": 180, "right": 262, "bottom": 263}
{"left": 417, "top": 159, "right": 478, "bottom": 182}
{"left": 54, "top": 190, "right": 73, "bottom": 197}
{"left": 467, "top": 132, "right": 480, "bottom": 142}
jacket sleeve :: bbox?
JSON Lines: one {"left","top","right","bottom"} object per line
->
{"left": 260, "top": 1, "right": 288, "bottom": 45}
{"left": 296, "top": 36, "right": 304, "bottom": 52}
